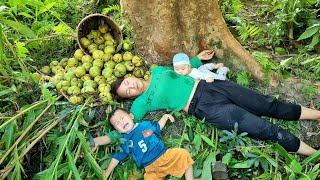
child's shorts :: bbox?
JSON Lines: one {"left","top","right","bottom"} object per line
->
{"left": 144, "top": 148, "right": 194, "bottom": 180}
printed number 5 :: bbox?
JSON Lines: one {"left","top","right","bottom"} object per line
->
{"left": 138, "top": 140, "right": 147, "bottom": 153}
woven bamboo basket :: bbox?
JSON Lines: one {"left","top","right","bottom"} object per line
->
{"left": 76, "top": 14, "right": 123, "bottom": 54}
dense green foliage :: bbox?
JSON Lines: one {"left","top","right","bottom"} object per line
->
{"left": 0, "top": 0, "right": 319, "bottom": 179}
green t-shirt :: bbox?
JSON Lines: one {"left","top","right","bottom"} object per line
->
{"left": 130, "top": 56, "right": 203, "bottom": 121}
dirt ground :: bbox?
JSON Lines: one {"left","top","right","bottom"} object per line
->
{"left": 278, "top": 78, "right": 320, "bottom": 149}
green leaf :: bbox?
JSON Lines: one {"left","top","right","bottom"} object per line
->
{"left": 0, "top": 85, "right": 16, "bottom": 97}
{"left": 18, "top": 12, "right": 33, "bottom": 18}
{"left": 273, "top": 143, "right": 293, "bottom": 164}
{"left": 77, "top": 131, "right": 105, "bottom": 179}
{"left": 290, "top": 159, "right": 302, "bottom": 173}
{"left": 301, "top": 149, "right": 320, "bottom": 165}
{"left": 1, "top": 19, "right": 36, "bottom": 38}
{"left": 297, "top": 24, "right": 320, "bottom": 41}
{"left": 4, "top": 122, "right": 16, "bottom": 150}
{"left": 231, "top": 159, "right": 256, "bottom": 168}
{"left": 38, "top": 2, "right": 56, "bottom": 15}
{"left": 16, "top": 42, "right": 29, "bottom": 58}
{"left": 202, "top": 152, "right": 217, "bottom": 180}
{"left": 66, "top": 147, "right": 81, "bottom": 180}
{"left": 193, "top": 134, "right": 202, "bottom": 152}
{"left": 200, "top": 134, "right": 215, "bottom": 147}
{"left": 308, "top": 32, "right": 319, "bottom": 48}
{"left": 222, "top": 153, "right": 232, "bottom": 165}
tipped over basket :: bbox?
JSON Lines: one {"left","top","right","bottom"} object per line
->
{"left": 76, "top": 14, "right": 123, "bottom": 55}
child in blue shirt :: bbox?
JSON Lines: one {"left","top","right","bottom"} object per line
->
{"left": 93, "top": 108, "right": 204, "bottom": 180}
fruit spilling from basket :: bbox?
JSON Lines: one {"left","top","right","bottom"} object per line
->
{"left": 33, "top": 14, "right": 156, "bottom": 105}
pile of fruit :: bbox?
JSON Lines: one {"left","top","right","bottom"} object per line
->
{"left": 33, "top": 24, "right": 154, "bottom": 105}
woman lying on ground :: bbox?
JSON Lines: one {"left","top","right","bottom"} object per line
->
{"left": 105, "top": 50, "right": 320, "bottom": 156}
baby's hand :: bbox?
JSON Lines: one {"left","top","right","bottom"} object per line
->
{"left": 162, "top": 114, "right": 175, "bottom": 123}
{"left": 213, "top": 63, "right": 224, "bottom": 69}
{"left": 206, "top": 77, "right": 214, "bottom": 83}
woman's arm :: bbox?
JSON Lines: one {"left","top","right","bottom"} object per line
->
{"left": 158, "top": 114, "right": 175, "bottom": 130}
{"left": 190, "top": 50, "right": 215, "bottom": 68}
{"left": 103, "top": 158, "right": 120, "bottom": 178}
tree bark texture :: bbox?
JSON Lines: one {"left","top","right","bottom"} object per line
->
{"left": 120, "top": 0, "right": 266, "bottom": 82}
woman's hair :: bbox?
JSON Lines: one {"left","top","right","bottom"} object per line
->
{"left": 111, "top": 78, "right": 125, "bottom": 102}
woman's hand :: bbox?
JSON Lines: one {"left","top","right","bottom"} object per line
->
{"left": 197, "top": 50, "right": 215, "bottom": 60}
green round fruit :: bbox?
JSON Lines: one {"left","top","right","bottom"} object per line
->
{"left": 104, "top": 61, "right": 116, "bottom": 69}
{"left": 98, "top": 44, "right": 106, "bottom": 50}
{"left": 92, "top": 50, "right": 104, "bottom": 60}
{"left": 81, "top": 74, "right": 92, "bottom": 81}
{"left": 82, "top": 55, "right": 93, "bottom": 64}
{"left": 51, "top": 74, "right": 64, "bottom": 85}
{"left": 103, "top": 32, "right": 114, "bottom": 41}
{"left": 81, "top": 86, "right": 95, "bottom": 93}
{"left": 68, "top": 58, "right": 79, "bottom": 67}
{"left": 69, "top": 96, "right": 84, "bottom": 105}
{"left": 123, "top": 51, "right": 133, "bottom": 61}
{"left": 104, "top": 46, "right": 115, "bottom": 54}
{"left": 123, "top": 42, "right": 132, "bottom": 50}
{"left": 94, "top": 36, "right": 105, "bottom": 45}
{"left": 82, "top": 62, "right": 92, "bottom": 71}
{"left": 98, "top": 83, "right": 111, "bottom": 93}
{"left": 102, "top": 53, "right": 112, "bottom": 62}
{"left": 133, "top": 67, "right": 145, "bottom": 78}
{"left": 89, "top": 66, "right": 101, "bottom": 77}
{"left": 93, "top": 59, "right": 104, "bottom": 68}
{"left": 102, "top": 67, "right": 113, "bottom": 78}
{"left": 144, "top": 71, "right": 151, "bottom": 80}
{"left": 74, "top": 66, "right": 86, "bottom": 77}
{"left": 99, "top": 91, "right": 112, "bottom": 103}
{"left": 40, "top": 66, "right": 51, "bottom": 75}
{"left": 67, "top": 86, "right": 81, "bottom": 95}
{"left": 32, "top": 72, "right": 41, "bottom": 82}
{"left": 59, "top": 58, "right": 68, "bottom": 67}
{"left": 88, "top": 43, "right": 98, "bottom": 53}
{"left": 50, "top": 60, "right": 59, "bottom": 67}
{"left": 105, "top": 39, "right": 115, "bottom": 47}
{"left": 113, "top": 53, "right": 122, "bottom": 63}
{"left": 70, "top": 78, "right": 83, "bottom": 88}
{"left": 132, "top": 56, "right": 143, "bottom": 67}
{"left": 88, "top": 30, "right": 101, "bottom": 39}
{"left": 83, "top": 79, "right": 97, "bottom": 89}
{"left": 124, "top": 61, "right": 134, "bottom": 71}
{"left": 106, "top": 75, "right": 117, "bottom": 84}
{"left": 74, "top": 49, "right": 84, "bottom": 60}
{"left": 80, "top": 37, "right": 91, "bottom": 48}
{"left": 64, "top": 71, "right": 76, "bottom": 82}
{"left": 98, "top": 24, "right": 109, "bottom": 34}
{"left": 94, "top": 76, "right": 106, "bottom": 84}
{"left": 55, "top": 68, "right": 65, "bottom": 75}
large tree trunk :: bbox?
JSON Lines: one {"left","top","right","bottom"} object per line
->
{"left": 120, "top": 0, "right": 270, "bottom": 83}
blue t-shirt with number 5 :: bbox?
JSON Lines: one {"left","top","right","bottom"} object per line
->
{"left": 113, "top": 121, "right": 167, "bottom": 168}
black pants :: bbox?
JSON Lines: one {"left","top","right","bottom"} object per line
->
{"left": 188, "top": 80, "right": 301, "bottom": 152}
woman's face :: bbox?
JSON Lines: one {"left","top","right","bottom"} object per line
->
{"left": 116, "top": 77, "right": 145, "bottom": 98}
